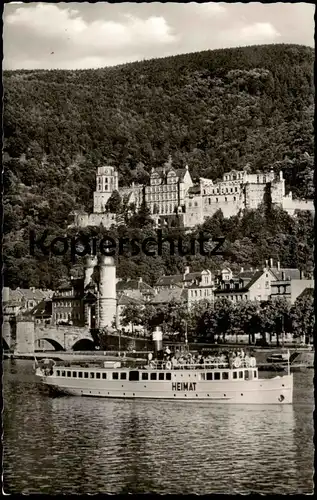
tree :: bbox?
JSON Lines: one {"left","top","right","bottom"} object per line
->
{"left": 120, "top": 302, "right": 143, "bottom": 335}
{"left": 136, "top": 199, "right": 153, "bottom": 228}
{"left": 106, "top": 190, "right": 122, "bottom": 213}
{"left": 234, "top": 301, "right": 262, "bottom": 344}
{"left": 213, "top": 298, "right": 235, "bottom": 342}
{"left": 260, "top": 298, "right": 291, "bottom": 346}
{"left": 290, "top": 292, "right": 314, "bottom": 343}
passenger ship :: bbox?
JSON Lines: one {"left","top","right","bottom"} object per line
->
{"left": 35, "top": 330, "right": 293, "bottom": 405}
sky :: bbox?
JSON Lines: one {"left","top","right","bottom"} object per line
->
{"left": 3, "top": 2, "right": 315, "bottom": 70}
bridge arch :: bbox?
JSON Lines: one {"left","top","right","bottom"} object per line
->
{"left": 72, "top": 338, "right": 95, "bottom": 351}
{"left": 36, "top": 338, "right": 65, "bottom": 351}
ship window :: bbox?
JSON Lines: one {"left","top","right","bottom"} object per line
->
{"left": 62, "top": 371, "right": 66, "bottom": 377}
{"left": 150, "top": 372, "right": 157, "bottom": 381}
{"left": 96, "top": 372, "right": 101, "bottom": 379}
{"left": 112, "top": 372, "right": 119, "bottom": 380}
{"left": 84, "top": 372, "right": 89, "bottom": 378}
{"left": 159, "top": 373, "right": 164, "bottom": 381}
{"left": 102, "top": 373, "right": 107, "bottom": 379}
{"left": 254, "top": 371, "right": 257, "bottom": 378}
{"left": 142, "top": 372, "right": 148, "bottom": 380}
{"left": 72, "top": 372, "right": 77, "bottom": 378}
{"left": 166, "top": 373, "right": 171, "bottom": 381}
{"left": 239, "top": 371, "right": 243, "bottom": 379}
{"left": 222, "top": 372, "right": 229, "bottom": 380}
{"left": 206, "top": 372, "right": 213, "bottom": 380}
{"left": 214, "top": 372, "right": 220, "bottom": 380}
{"left": 200, "top": 373, "right": 206, "bottom": 380}
{"left": 78, "top": 372, "right": 83, "bottom": 378}
{"left": 129, "top": 371, "right": 139, "bottom": 381}
{"left": 90, "top": 372, "right": 95, "bottom": 379}
{"left": 56, "top": 370, "right": 60, "bottom": 376}
{"left": 67, "top": 371, "right": 71, "bottom": 377}
{"left": 233, "top": 372, "right": 237, "bottom": 379}
{"left": 120, "top": 372, "right": 127, "bottom": 380}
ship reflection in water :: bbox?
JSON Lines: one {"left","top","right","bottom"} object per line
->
{"left": 3, "top": 361, "right": 313, "bottom": 494}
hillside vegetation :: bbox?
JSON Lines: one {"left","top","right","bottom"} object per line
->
{"left": 3, "top": 44, "right": 314, "bottom": 289}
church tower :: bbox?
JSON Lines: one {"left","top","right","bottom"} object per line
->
{"left": 93, "top": 166, "right": 119, "bottom": 213}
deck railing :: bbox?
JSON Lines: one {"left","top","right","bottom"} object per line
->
{"left": 146, "top": 358, "right": 256, "bottom": 370}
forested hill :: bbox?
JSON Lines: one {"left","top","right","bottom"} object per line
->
{"left": 3, "top": 44, "right": 315, "bottom": 289}
{"left": 4, "top": 44, "right": 314, "bottom": 201}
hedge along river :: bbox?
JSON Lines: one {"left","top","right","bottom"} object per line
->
{"left": 3, "top": 360, "right": 314, "bottom": 494}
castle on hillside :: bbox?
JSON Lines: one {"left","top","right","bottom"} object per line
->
{"left": 73, "top": 161, "right": 314, "bottom": 229}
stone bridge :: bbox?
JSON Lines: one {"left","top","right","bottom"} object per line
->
{"left": 2, "top": 318, "right": 95, "bottom": 353}
{"left": 2, "top": 318, "right": 150, "bottom": 354}
{"left": 34, "top": 324, "right": 95, "bottom": 351}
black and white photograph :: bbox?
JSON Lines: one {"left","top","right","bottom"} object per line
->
{"left": 2, "top": 1, "right": 315, "bottom": 494}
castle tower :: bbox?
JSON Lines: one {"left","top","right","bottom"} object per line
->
{"left": 93, "top": 166, "right": 119, "bottom": 213}
{"left": 98, "top": 255, "right": 116, "bottom": 329}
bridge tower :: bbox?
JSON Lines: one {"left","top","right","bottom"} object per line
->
{"left": 98, "top": 255, "right": 116, "bottom": 329}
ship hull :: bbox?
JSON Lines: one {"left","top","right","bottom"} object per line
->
{"left": 37, "top": 374, "right": 293, "bottom": 404}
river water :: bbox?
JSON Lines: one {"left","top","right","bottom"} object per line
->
{"left": 3, "top": 360, "right": 314, "bottom": 494}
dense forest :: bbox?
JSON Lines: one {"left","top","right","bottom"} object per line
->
{"left": 3, "top": 44, "right": 314, "bottom": 289}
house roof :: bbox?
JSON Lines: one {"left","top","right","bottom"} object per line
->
{"left": 243, "top": 270, "right": 264, "bottom": 289}
{"left": 118, "top": 294, "right": 144, "bottom": 306}
{"left": 151, "top": 166, "right": 188, "bottom": 182}
{"left": 271, "top": 268, "right": 302, "bottom": 281}
{"left": 215, "top": 270, "right": 265, "bottom": 294}
{"left": 155, "top": 274, "right": 183, "bottom": 286}
{"left": 29, "top": 299, "right": 52, "bottom": 318}
{"left": 188, "top": 185, "right": 201, "bottom": 195}
{"left": 116, "top": 279, "right": 154, "bottom": 294}
{"left": 237, "top": 271, "right": 256, "bottom": 280}
{"left": 9, "top": 288, "right": 50, "bottom": 301}
{"left": 184, "top": 272, "right": 202, "bottom": 282}
{"left": 150, "top": 287, "right": 187, "bottom": 305}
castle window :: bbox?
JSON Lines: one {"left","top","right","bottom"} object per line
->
{"left": 233, "top": 196, "right": 236, "bottom": 201}
{"left": 216, "top": 198, "right": 218, "bottom": 202}
{"left": 194, "top": 202, "right": 198, "bottom": 207}
{"left": 230, "top": 188, "right": 233, "bottom": 192}
{"left": 235, "top": 187, "right": 238, "bottom": 192}
{"left": 225, "top": 197, "right": 227, "bottom": 202}
{"left": 209, "top": 198, "right": 211, "bottom": 205}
